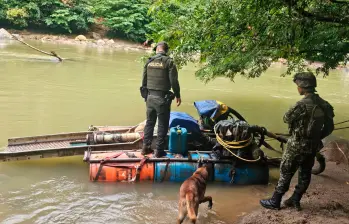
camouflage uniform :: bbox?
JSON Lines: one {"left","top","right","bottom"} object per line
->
{"left": 260, "top": 72, "right": 334, "bottom": 210}
{"left": 276, "top": 93, "right": 334, "bottom": 196}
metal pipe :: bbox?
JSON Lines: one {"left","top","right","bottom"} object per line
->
{"left": 87, "top": 132, "right": 141, "bottom": 144}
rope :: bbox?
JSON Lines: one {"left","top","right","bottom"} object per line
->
{"left": 160, "top": 159, "right": 170, "bottom": 183}
{"left": 93, "top": 152, "right": 124, "bottom": 182}
{"left": 335, "top": 120, "right": 349, "bottom": 126}
{"left": 334, "top": 126, "right": 349, "bottom": 131}
{"left": 219, "top": 136, "right": 253, "bottom": 146}
{"left": 265, "top": 125, "right": 349, "bottom": 142}
{"left": 214, "top": 129, "right": 260, "bottom": 162}
{"left": 131, "top": 157, "right": 148, "bottom": 182}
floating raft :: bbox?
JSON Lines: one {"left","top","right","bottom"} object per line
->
{"left": 86, "top": 151, "right": 270, "bottom": 185}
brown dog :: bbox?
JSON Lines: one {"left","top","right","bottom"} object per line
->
{"left": 177, "top": 165, "right": 213, "bottom": 224}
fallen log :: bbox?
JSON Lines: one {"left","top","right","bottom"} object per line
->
{"left": 10, "top": 33, "right": 63, "bottom": 62}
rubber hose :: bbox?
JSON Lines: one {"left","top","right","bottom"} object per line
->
{"left": 311, "top": 152, "right": 326, "bottom": 175}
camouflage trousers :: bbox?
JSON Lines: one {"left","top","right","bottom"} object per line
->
{"left": 275, "top": 148, "right": 316, "bottom": 195}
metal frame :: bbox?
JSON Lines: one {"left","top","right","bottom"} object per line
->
{"left": 0, "top": 139, "right": 143, "bottom": 162}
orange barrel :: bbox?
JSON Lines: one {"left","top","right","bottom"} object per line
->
{"left": 89, "top": 152, "right": 154, "bottom": 182}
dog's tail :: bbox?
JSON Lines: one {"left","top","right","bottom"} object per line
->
{"left": 186, "top": 193, "right": 197, "bottom": 223}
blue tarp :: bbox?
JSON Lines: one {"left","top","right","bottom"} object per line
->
{"left": 193, "top": 100, "right": 219, "bottom": 118}
{"left": 169, "top": 112, "right": 201, "bottom": 134}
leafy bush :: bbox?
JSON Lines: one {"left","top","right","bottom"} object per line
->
{"left": 42, "top": 0, "right": 94, "bottom": 33}
{"left": 24, "top": 2, "right": 41, "bottom": 25}
{"left": 0, "top": 0, "right": 154, "bottom": 41}
{"left": 0, "top": 0, "right": 94, "bottom": 33}
{"left": 6, "top": 8, "right": 28, "bottom": 28}
{"left": 92, "top": 0, "right": 152, "bottom": 42}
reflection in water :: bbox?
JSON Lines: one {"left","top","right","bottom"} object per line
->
{"left": 0, "top": 40, "right": 348, "bottom": 223}
{"left": 0, "top": 158, "right": 270, "bottom": 224}
{"left": 342, "top": 68, "right": 349, "bottom": 87}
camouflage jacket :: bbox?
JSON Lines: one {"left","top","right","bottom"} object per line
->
{"left": 283, "top": 94, "right": 334, "bottom": 154}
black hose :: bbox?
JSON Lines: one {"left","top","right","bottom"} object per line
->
{"left": 312, "top": 152, "right": 326, "bottom": 175}
{"left": 228, "top": 107, "right": 247, "bottom": 122}
{"left": 257, "top": 132, "right": 265, "bottom": 147}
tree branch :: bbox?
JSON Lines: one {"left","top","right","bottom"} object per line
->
{"left": 282, "top": 0, "right": 349, "bottom": 24}
{"left": 11, "top": 34, "right": 63, "bottom": 62}
{"left": 329, "top": 0, "right": 349, "bottom": 4}
{"left": 295, "top": 7, "right": 349, "bottom": 25}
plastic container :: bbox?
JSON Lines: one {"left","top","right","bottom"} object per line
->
{"left": 168, "top": 126, "right": 187, "bottom": 155}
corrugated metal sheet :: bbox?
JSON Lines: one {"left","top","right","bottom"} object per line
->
{"left": 4, "top": 140, "right": 72, "bottom": 152}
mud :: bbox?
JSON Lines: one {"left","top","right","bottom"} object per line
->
{"left": 237, "top": 162, "right": 349, "bottom": 224}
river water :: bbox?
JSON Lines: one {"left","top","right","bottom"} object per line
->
{"left": 0, "top": 40, "right": 348, "bottom": 224}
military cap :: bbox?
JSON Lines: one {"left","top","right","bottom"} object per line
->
{"left": 153, "top": 41, "right": 169, "bottom": 52}
{"left": 293, "top": 72, "right": 317, "bottom": 88}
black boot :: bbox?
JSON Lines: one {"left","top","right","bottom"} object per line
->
{"left": 141, "top": 145, "right": 153, "bottom": 155}
{"left": 154, "top": 150, "right": 167, "bottom": 158}
{"left": 284, "top": 192, "right": 302, "bottom": 211}
{"left": 260, "top": 192, "right": 284, "bottom": 210}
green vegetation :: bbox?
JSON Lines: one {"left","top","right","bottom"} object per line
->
{"left": 148, "top": 0, "right": 349, "bottom": 81}
{"left": 0, "top": 0, "right": 151, "bottom": 41}
{"left": 0, "top": 0, "right": 94, "bottom": 33}
{"left": 92, "top": 0, "right": 151, "bottom": 42}
{"left": 1, "top": 0, "right": 348, "bottom": 79}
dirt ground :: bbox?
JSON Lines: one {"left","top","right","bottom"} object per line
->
{"left": 237, "top": 162, "right": 349, "bottom": 224}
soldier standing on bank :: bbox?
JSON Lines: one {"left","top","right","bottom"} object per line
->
{"left": 260, "top": 72, "right": 334, "bottom": 211}
{"left": 140, "top": 41, "right": 181, "bottom": 158}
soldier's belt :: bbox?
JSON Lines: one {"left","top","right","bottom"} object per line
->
{"left": 148, "top": 89, "right": 167, "bottom": 97}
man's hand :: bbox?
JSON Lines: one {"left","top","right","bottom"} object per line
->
{"left": 176, "top": 98, "right": 181, "bottom": 107}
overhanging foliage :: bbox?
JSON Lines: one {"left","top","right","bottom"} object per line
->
{"left": 148, "top": 0, "right": 349, "bottom": 82}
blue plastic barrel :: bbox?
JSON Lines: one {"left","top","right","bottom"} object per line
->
{"left": 154, "top": 153, "right": 211, "bottom": 182}
{"left": 214, "top": 162, "right": 269, "bottom": 184}
{"left": 214, "top": 163, "right": 233, "bottom": 182}
{"left": 168, "top": 126, "right": 187, "bottom": 155}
